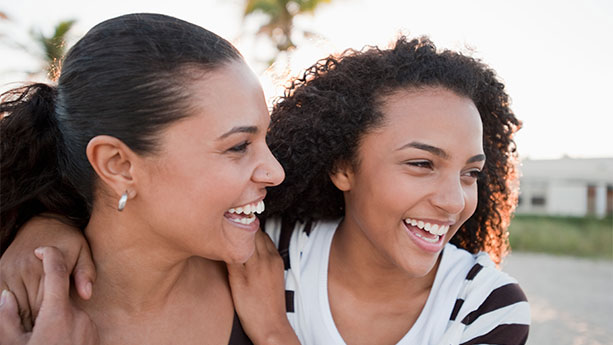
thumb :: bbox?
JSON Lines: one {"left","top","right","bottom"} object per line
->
{"left": 226, "top": 262, "right": 245, "bottom": 277}
{"left": 34, "top": 246, "right": 71, "bottom": 313}
{"left": 226, "top": 263, "right": 247, "bottom": 286}
{"left": 73, "top": 245, "right": 96, "bottom": 300}
{"left": 0, "top": 289, "right": 28, "bottom": 342}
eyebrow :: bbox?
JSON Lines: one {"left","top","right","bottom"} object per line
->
{"left": 467, "top": 154, "right": 486, "bottom": 164}
{"left": 217, "top": 126, "right": 258, "bottom": 140}
{"left": 397, "top": 141, "right": 486, "bottom": 163}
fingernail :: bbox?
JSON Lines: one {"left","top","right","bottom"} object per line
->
{"left": 85, "top": 282, "right": 92, "bottom": 298}
{"left": 34, "top": 247, "right": 44, "bottom": 257}
{"left": 0, "top": 289, "right": 8, "bottom": 307}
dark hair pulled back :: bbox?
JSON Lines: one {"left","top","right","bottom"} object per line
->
{"left": 1, "top": 13, "right": 242, "bottom": 253}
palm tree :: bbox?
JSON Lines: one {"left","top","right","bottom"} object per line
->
{"left": 33, "top": 19, "right": 76, "bottom": 79}
{"left": 0, "top": 13, "right": 76, "bottom": 80}
{"left": 243, "top": 0, "right": 331, "bottom": 63}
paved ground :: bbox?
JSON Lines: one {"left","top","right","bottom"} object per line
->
{"left": 502, "top": 252, "right": 613, "bottom": 345}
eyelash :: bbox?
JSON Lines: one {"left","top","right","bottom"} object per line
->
{"left": 407, "top": 160, "right": 433, "bottom": 169}
{"left": 465, "top": 169, "right": 483, "bottom": 180}
{"left": 227, "top": 141, "right": 251, "bottom": 153}
{"left": 407, "top": 161, "right": 483, "bottom": 179}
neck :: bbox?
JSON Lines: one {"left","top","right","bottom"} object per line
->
{"left": 82, "top": 207, "right": 220, "bottom": 314}
{"left": 329, "top": 218, "right": 439, "bottom": 300}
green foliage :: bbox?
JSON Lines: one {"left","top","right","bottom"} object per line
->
{"left": 296, "top": 0, "right": 332, "bottom": 12}
{"left": 242, "top": 0, "right": 332, "bottom": 63}
{"left": 34, "top": 19, "right": 76, "bottom": 77}
{"left": 508, "top": 214, "right": 613, "bottom": 259}
{"left": 244, "top": 0, "right": 331, "bottom": 15}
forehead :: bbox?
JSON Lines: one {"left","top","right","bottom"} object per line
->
{"left": 379, "top": 87, "right": 479, "bottom": 124}
{"left": 155, "top": 61, "right": 269, "bottom": 151}
{"left": 186, "top": 61, "right": 265, "bottom": 113}
{"left": 368, "top": 87, "right": 483, "bottom": 154}
{"left": 182, "top": 61, "right": 269, "bottom": 129}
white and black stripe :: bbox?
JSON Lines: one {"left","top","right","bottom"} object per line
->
{"left": 440, "top": 257, "right": 530, "bottom": 345}
{"left": 266, "top": 218, "right": 531, "bottom": 345}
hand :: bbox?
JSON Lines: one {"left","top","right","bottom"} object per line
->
{"left": 0, "top": 246, "right": 99, "bottom": 345}
{"left": 0, "top": 216, "right": 96, "bottom": 330}
{"left": 227, "top": 230, "right": 300, "bottom": 345}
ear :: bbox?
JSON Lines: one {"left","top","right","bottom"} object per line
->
{"left": 86, "top": 135, "right": 137, "bottom": 199}
{"left": 329, "top": 161, "right": 355, "bottom": 192}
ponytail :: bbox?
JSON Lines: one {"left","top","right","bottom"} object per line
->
{"left": 1, "top": 83, "right": 88, "bottom": 254}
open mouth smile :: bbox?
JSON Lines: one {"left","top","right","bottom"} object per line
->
{"left": 225, "top": 200, "right": 265, "bottom": 225}
{"left": 403, "top": 217, "right": 451, "bottom": 250}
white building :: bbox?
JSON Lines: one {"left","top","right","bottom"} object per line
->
{"left": 516, "top": 157, "right": 613, "bottom": 218}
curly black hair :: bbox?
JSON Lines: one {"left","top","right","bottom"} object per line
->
{"left": 264, "top": 36, "right": 520, "bottom": 263}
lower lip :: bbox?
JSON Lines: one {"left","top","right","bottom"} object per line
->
{"left": 224, "top": 213, "right": 260, "bottom": 233}
{"left": 403, "top": 222, "right": 445, "bottom": 253}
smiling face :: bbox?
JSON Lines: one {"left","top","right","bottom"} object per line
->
{"left": 335, "top": 87, "right": 484, "bottom": 277}
{"left": 133, "top": 61, "right": 284, "bottom": 263}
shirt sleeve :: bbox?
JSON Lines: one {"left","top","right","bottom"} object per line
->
{"left": 457, "top": 281, "right": 530, "bottom": 344}
{"left": 439, "top": 254, "right": 531, "bottom": 345}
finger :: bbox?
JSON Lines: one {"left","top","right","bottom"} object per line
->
{"left": 0, "top": 289, "right": 27, "bottom": 341}
{"left": 226, "top": 262, "right": 246, "bottom": 277}
{"left": 31, "top": 276, "right": 45, "bottom": 328}
{"left": 73, "top": 245, "right": 96, "bottom": 300}
{"left": 14, "top": 278, "right": 34, "bottom": 331}
{"left": 34, "top": 247, "right": 71, "bottom": 309}
{"left": 226, "top": 262, "right": 248, "bottom": 286}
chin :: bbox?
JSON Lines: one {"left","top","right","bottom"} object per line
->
{"left": 400, "top": 255, "right": 440, "bottom": 278}
{"left": 223, "top": 243, "right": 256, "bottom": 264}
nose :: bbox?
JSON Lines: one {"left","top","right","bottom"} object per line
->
{"left": 430, "top": 174, "right": 466, "bottom": 216}
{"left": 253, "top": 144, "right": 285, "bottom": 186}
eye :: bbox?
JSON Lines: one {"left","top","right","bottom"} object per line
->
{"left": 462, "top": 169, "right": 482, "bottom": 182}
{"left": 406, "top": 160, "right": 433, "bottom": 169}
{"left": 227, "top": 141, "right": 251, "bottom": 153}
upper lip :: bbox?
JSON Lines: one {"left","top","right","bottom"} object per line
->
{"left": 231, "top": 195, "right": 266, "bottom": 209}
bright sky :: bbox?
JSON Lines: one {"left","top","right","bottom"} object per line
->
{"left": 1, "top": 0, "right": 612, "bottom": 159}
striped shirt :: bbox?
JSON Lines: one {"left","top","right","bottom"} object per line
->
{"left": 265, "top": 218, "right": 530, "bottom": 345}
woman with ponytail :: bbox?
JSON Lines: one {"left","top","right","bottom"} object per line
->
{"left": 0, "top": 13, "right": 293, "bottom": 345}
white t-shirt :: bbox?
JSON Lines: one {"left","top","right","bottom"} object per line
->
{"left": 265, "top": 218, "right": 530, "bottom": 345}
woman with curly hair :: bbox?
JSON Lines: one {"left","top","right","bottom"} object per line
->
{"left": 0, "top": 36, "right": 529, "bottom": 344}
{"left": 254, "top": 36, "right": 530, "bottom": 344}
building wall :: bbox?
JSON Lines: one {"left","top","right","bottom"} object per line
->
{"left": 517, "top": 158, "right": 613, "bottom": 218}
{"left": 546, "top": 181, "right": 587, "bottom": 217}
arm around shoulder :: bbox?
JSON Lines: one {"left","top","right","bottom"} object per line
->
{"left": 0, "top": 215, "right": 96, "bottom": 330}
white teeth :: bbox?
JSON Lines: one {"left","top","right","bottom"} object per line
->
{"left": 227, "top": 200, "right": 265, "bottom": 216}
{"left": 404, "top": 217, "right": 450, "bottom": 237}
{"left": 228, "top": 214, "right": 257, "bottom": 225}
{"left": 414, "top": 231, "right": 439, "bottom": 243}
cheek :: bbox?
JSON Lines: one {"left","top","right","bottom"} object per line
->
{"left": 145, "top": 157, "right": 233, "bottom": 218}
{"left": 462, "top": 184, "right": 480, "bottom": 219}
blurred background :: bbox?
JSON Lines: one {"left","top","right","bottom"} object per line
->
{"left": 1, "top": 0, "right": 611, "bottom": 343}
